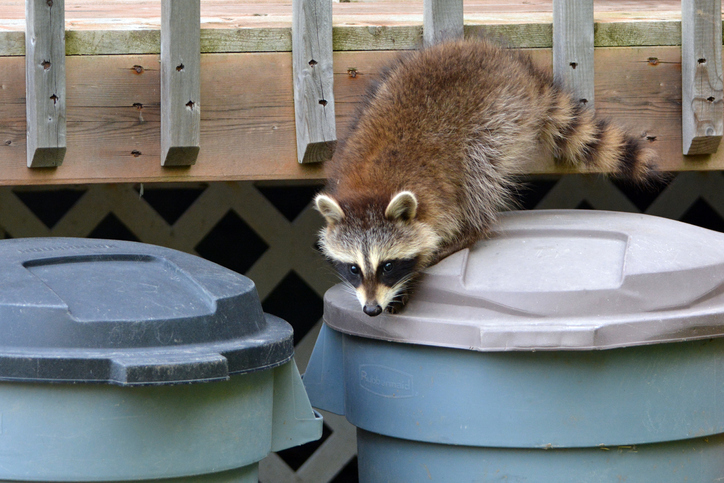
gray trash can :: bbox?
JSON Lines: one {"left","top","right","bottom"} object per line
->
{"left": 0, "top": 238, "right": 322, "bottom": 482}
{"left": 304, "top": 210, "right": 724, "bottom": 482}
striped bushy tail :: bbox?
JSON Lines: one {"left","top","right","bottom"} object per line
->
{"left": 542, "top": 90, "right": 659, "bottom": 184}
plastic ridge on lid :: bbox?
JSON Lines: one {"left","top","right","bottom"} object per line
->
{"left": 323, "top": 210, "right": 724, "bottom": 351}
{"left": 0, "top": 238, "right": 294, "bottom": 385}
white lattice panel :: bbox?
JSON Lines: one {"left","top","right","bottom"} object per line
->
{"left": 1, "top": 173, "right": 724, "bottom": 482}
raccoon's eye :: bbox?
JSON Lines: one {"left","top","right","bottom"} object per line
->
{"left": 350, "top": 264, "right": 361, "bottom": 276}
{"left": 382, "top": 262, "right": 394, "bottom": 273}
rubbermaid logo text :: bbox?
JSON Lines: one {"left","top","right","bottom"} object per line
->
{"left": 359, "top": 364, "right": 414, "bottom": 398}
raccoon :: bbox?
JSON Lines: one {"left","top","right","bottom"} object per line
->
{"left": 315, "top": 38, "right": 658, "bottom": 317}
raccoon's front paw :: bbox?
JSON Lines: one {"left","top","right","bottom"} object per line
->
{"left": 385, "top": 292, "right": 410, "bottom": 314}
{"left": 384, "top": 304, "right": 400, "bottom": 314}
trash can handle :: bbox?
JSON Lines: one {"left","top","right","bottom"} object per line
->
{"left": 300, "top": 323, "right": 346, "bottom": 416}
{"left": 271, "top": 358, "right": 324, "bottom": 452}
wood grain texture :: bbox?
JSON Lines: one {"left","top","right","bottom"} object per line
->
{"left": 0, "top": 47, "right": 722, "bottom": 185}
{"left": 423, "top": 0, "right": 463, "bottom": 46}
{"left": 161, "top": 0, "right": 200, "bottom": 166}
{"left": 25, "top": 0, "right": 66, "bottom": 167}
{"left": 292, "top": 0, "right": 336, "bottom": 163}
{"left": 681, "top": 0, "right": 723, "bottom": 155}
{"left": 553, "top": 0, "right": 595, "bottom": 110}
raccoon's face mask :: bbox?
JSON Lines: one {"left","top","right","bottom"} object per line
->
{"left": 315, "top": 191, "right": 439, "bottom": 316}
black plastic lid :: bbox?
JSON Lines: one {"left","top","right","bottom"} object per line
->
{"left": 0, "top": 238, "right": 293, "bottom": 385}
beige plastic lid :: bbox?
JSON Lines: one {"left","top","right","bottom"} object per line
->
{"left": 323, "top": 210, "right": 724, "bottom": 351}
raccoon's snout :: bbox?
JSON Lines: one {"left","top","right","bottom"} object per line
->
{"left": 363, "top": 303, "right": 383, "bottom": 317}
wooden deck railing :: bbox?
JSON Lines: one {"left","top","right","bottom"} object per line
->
{"left": 682, "top": 0, "right": 723, "bottom": 154}
{"left": 25, "top": 0, "right": 66, "bottom": 168}
{"left": 0, "top": 1, "right": 722, "bottom": 185}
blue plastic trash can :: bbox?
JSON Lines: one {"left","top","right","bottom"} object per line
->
{"left": 0, "top": 238, "right": 322, "bottom": 482}
{"left": 304, "top": 210, "right": 724, "bottom": 482}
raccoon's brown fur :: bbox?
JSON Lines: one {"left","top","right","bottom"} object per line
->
{"left": 315, "top": 38, "right": 659, "bottom": 316}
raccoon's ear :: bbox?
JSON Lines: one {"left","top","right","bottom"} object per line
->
{"left": 315, "top": 194, "right": 345, "bottom": 225}
{"left": 385, "top": 191, "right": 418, "bottom": 221}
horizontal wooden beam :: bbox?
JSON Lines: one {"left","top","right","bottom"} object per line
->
{"left": 0, "top": 47, "right": 721, "bottom": 185}
{"left": 0, "top": 19, "right": 701, "bottom": 57}
{"left": 0, "top": 0, "right": 701, "bottom": 55}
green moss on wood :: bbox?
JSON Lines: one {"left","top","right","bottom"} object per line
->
{"left": 466, "top": 24, "right": 552, "bottom": 48}
{"left": 0, "top": 32, "right": 24, "bottom": 56}
{"left": 66, "top": 30, "right": 161, "bottom": 56}
{"left": 594, "top": 21, "right": 682, "bottom": 47}
{"left": 333, "top": 25, "right": 422, "bottom": 51}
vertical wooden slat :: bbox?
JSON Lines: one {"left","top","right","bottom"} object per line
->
{"left": 292, "top": 0, "right": 336, "bottom": 164}
{"left": 25, "top": 0, "right": 66, "bottom": 168}
{"left": 161, "top": 0, "right": 201, "bottom": 166}
{"left": 681, "top": 0, "right": 723, "bottom": 155}
{"left": 423, "top": 0, "right": 464, "bottom": 47}
{"left": 553, "top": 0, "right": 595, "bottom": 110}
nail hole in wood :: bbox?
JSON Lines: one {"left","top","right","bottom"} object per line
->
{"left": 133, "top": 102, "right": 143, "bottom": 110}
{"left": 347, "top": 68, "right": 358, "bottom": 78}
{"left": 646, "top": 135, "right": 657, "bottom": 142}
{"left": 309, "top": 59, "right": 318, "bottom": 67}
{"left": 648, "top": 57, "right": 659, "bottom": 66}
{"left": 132, "top": 65, "right": 144, "bottom": 74}
{"left": 4, "top": 140, "right": 11, "bottom": 146}
{"left": 41, "top": 60, "right": 51, "bottom": 70}
{"left": 579, "top": 99, "right": 588, "bottom": 105}
{"left": 319, "top": 99, "right": 328, "bottom": 106}
{"left": 186, "top": 101, "right": 194, "bottom": 109}
{"left": 176, "top": 64, "right": 185, "bottom": 72}
{"left": 46, "top": 0, "right": 53, "bottom": 6}
{"left": 698, "top": 58, "right": 707, "bottom": 64}
{"left": 569, "top": 62, "right": 578, "bottom": 69}
{"left": 708, "top": 97, "right": 716, "bottom": 103}
{"left": 50, "top": 94, "right": 58, "bottom": 104}
{"left": 131, "top": 150, "right": 142, "bottom": 157}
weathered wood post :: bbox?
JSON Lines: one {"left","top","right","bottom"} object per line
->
{"left": 161, "top": 0, "right": 201, "bottom": 166}
{"left": 25, "top": 0, "right": 66, "bottom": 168}
{"left": 681, "top": 0, "right": 723, "bottom": 155}
{"left": 292, "top": 0, "right": 336, "bottom": 164}
{"left": 553, "top": 0, "right": 595, "bottom": 110}
{"left": 423, "top": 0, "right": 464, "bottom": 46}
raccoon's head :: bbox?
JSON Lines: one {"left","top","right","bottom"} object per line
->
{"left": 315, "top": 191, "right": 440, "bottom": 316}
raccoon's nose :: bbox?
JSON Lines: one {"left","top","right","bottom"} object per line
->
{"left": 363, "top": 303, "right": 383, "bottom": 317}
